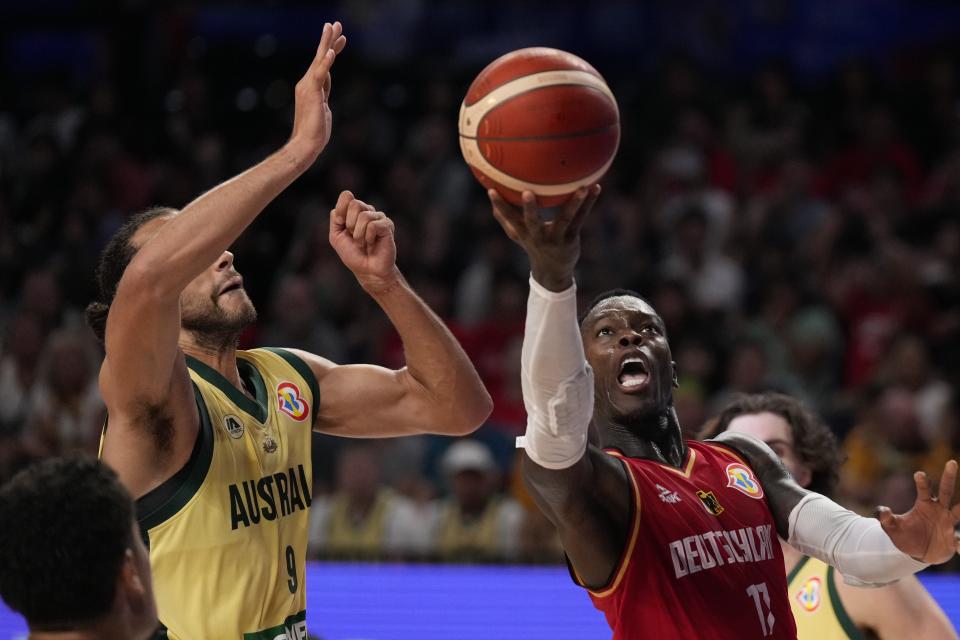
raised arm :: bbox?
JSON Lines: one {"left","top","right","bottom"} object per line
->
{"left": 713, "top": 431, "right": 960, "bottom": 584}
{"left": 486, "top": 186, "right": 633, "bottom": 588}
{"left": 289, "top": 191, "right": 491, "bottom": 437}
{"left": 99, "top": 24, "right": 345, "bottom": 491}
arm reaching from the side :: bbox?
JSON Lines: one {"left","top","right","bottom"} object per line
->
{"left": 713, "top": 432, "right": 958, "bottom": 586}
{"left": 292, "top": 191, "right": 492, "bottom": 437}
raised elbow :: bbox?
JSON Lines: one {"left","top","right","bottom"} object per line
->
{"left": 446, "top": 387, "right": 493, "bottom": 436}
{"left": 117, "top": 254, "right": 177, "bottom": 301}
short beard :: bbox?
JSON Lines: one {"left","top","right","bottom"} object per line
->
{"left": 181, "top": 297, "right": 257, "bottom": 352}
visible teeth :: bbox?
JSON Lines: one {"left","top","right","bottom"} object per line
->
{"left": 620, "top": 357, "right": 647, "bottom": 373}
{"left": 621, "top": 376, "right": 647, "bottom": 387}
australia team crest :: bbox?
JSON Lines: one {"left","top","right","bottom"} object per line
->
{"left": 725, "top": 462, "right": 764, "bottom": 499}
{"left": 277, "top": 381, "right": 310, "bottom": 422}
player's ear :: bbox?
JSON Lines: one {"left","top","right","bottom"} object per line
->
{"left": 119, "top": 546, "right": 158, "bottom": 625}
{"left": 671, "top": 361, "right": 679, "bottom": 389}
{"left": 119, "top": 549, "right": 147, "bottom": 599}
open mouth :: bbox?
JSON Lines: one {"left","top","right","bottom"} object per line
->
{"left": 617, "top": 356, "right": 650, "bottom": 390}
{"left": 219, "top": 278, "right": 243, "bottom": 296}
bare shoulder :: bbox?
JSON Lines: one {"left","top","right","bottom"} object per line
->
{"left": 281, "top": 348, "right": 338, "bottom": 380}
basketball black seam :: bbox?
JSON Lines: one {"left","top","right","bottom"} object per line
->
{"left": 460, "top": 122, "right": 619, "bottom": 142}
{"left": 462, "top": 83, "right": 617, "bottom": 141}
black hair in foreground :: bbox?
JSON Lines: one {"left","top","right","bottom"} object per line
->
{"left": 0, "top": 457, "right": 135, "bottom": 628}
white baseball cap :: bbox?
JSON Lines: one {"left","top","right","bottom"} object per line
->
{"left": 442, "top": 440, "right": 496, "bottom": 475}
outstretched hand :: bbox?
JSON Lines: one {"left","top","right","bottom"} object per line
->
{"left": 878, "top": 459, "right": 960, "bottom": 564}
{"left": 488, "top": 185, "right": 601, "bottom": 292}
{"left": 329, "top": 191, "right": 399, "bottom": 294}
{"left": 288, "top": 21, "right": 347, "bottom": 163}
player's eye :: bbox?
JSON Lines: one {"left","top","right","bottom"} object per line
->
{"left": 641, "top": 325, "right": 662, "bottom": 335}
{"left": 596, "top": 326, "right": 614, "bottom": 337}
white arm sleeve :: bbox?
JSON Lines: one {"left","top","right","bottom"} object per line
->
{"left": 788, "top": 493, "right": 929, "bottom": 587}
{"left": 515, "top": 276, "right": 594, "bottom": 470}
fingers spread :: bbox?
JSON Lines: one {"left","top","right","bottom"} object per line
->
{"left": 555, "top": 187, "right": 588, "bottom": 239}
{"left": 567, "top": 183, "right": 601, "bottom": 240}
{"left": 877, "top": 506, "right": 898, "bottom": 531}
{"left": 521, "top": 191, "right": 540, "bottom": 238}
{"left": 491, "top": 206, "right": 521, "bottom": 243}
{"left": 938, "top": 460, "right": 958, "bottom": 506}
{"left": 489, "top": 189, "right": 524, "bottom": 229}
{"left": 915, "top": 471, "right": 932, "bottom": 502}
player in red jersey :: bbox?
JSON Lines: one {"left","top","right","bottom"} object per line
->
{"left": 488, "top": 185, "right": 960, "bottom": 640}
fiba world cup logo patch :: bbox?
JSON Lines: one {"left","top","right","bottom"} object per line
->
{"left": 277, "top": 381, "right": 310, "bottom": 422}
{"left": 725, "top": 463, "right": 764, "bottom": 499}
{"left": 795, "top": 576, "right": 822, "bottom": 612}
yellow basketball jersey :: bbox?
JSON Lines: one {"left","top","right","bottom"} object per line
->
{"left": 788, "top": 556, "right": 864, "bottom": 640}
{"left": 120, "top": 348, "right": 318, "bottom": 640}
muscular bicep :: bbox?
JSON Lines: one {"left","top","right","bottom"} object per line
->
{"left": 285, "top": 349, "right": 444, "bottom": 437}
{"left": 522, "top": 446, "right": 633, "bottom": 589}
{"left": 710, "top": 431, "right": 810, "bottom": 538}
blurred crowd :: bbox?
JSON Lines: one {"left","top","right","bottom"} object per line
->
{"left": 0, "top": 11, "right": 958, "bottom": 564}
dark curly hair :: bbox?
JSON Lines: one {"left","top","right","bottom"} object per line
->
{"left": 84, "top": 206, "right": 177, "bottom": 342}
{"left": 710, "top": 393, "right": 843, "bottom": 497}
{"left": 0, "top": 457, "right": 135, "bottom": 627}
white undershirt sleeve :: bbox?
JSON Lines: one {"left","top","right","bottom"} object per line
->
{"left": 787, "top": 493, "right": 930, "bottom": 586}
{"left": 515, "top": 276, "right": 594, "bottom": 470}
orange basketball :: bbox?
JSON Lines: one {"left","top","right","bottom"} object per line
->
{"left": 459, "top": 47, "right": 620, "bottom": 207}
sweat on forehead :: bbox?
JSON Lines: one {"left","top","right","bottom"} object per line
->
{"left": 580, "top": 289, "right": 659, "bottom": 325}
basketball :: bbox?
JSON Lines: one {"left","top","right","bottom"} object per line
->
{"left": 458, "top": 47, "right": 620, "bottom": 207}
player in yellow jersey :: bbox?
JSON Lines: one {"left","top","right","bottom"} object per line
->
{"left": 709, "top": 393, "right": 956, "bottom": 639}
{"left": 85, "top": 21, "right": 492, "bottom": 640}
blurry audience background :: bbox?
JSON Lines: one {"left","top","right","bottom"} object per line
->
{"left": 1, "top": 0, "right": 959, "bottom": 563}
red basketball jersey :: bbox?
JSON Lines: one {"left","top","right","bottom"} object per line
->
{"left": 581, "top": 441, "right": 797, "bottom": 640}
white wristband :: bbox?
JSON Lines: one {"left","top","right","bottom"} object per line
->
{"left": 788, "top": 493, "right": 929, "bottom": 587}
{"left": 516, "top": 276, "right": 593, "bottom": 470}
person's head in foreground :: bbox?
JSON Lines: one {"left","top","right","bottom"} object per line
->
{"left": 0, "top": 457, "right": 156, "bottom": 640}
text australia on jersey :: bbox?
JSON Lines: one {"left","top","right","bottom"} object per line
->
{"left": 228, "top": 464, "right": 312, "bottom": 530}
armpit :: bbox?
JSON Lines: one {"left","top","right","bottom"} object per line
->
{"left": 136, "top": 402, "right": 175, "bottom": 455}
